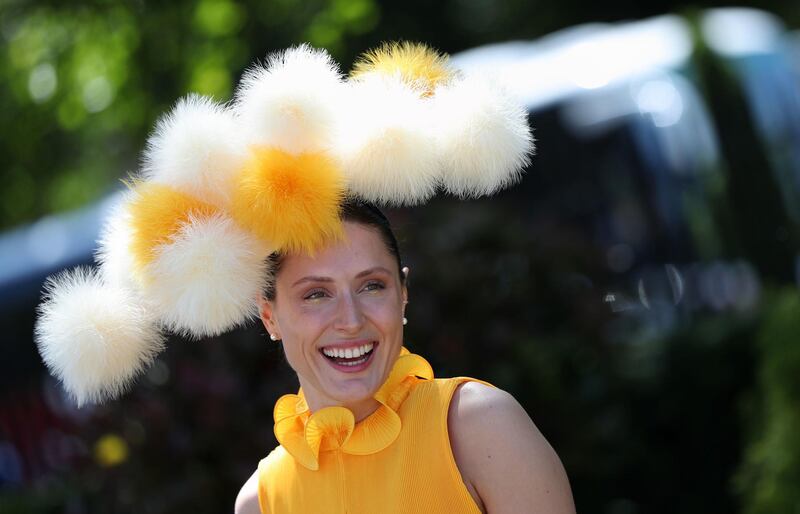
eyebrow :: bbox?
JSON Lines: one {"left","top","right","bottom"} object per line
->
{"left": 290, "top": 267, "right": 392, "bottom": 288}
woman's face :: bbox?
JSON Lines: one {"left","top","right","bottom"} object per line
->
{"left": 259, "top": 221, "right": 407, "bottom": 410}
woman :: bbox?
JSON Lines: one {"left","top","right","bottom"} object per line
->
{"left": 234, "top": 201, "right": 576, "bottom": 514}
{"left": 34, "top": 42, "right": 574, "bottom": 513}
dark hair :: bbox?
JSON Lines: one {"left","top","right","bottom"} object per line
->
{"left": 263, "top": 199, "right": 404, "bottom": 300}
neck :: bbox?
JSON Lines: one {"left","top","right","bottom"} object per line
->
{"left": 300, "top": 385, "right": 383, "bottom": 422}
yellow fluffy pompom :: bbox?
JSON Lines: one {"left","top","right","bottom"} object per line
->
{"left": 350, "top": 41, "right": 455, "bottom": 97}
{"left": 128, "top": 183, "right": 219, "bottom": 274}
{"left": 231, "top": 147, "right": 345, "bottom": 254}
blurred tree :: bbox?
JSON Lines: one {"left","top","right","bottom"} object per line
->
{"left": 735, "top": 291, "right": 800, "bottom": 514}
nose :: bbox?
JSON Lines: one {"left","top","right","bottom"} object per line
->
{"left": 333, "top": 291, "right": 365, "bottom": 333}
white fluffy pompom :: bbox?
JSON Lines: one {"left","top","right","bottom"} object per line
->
{"left": 95, "top": 194, "right": 140, "bottom": 290}
{"left": 34, "top": 268, "right": 165, "bottom": 406}
{"left": 235, "top": 44, "right": 344, "bottom": 153}
{"left": 142, "top": 94, "right": 244, "bottom": 207}
{"left": 334, "top": 75, "right": 440, "bottom": 205}
{"left": 143, "top": 213, "right": 268, "bottom": 338}
{"left": 433, "top": 76, "right": 534, "bottom": 197}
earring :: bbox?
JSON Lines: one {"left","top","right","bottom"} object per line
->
{"left": 270, "top": 334, "right": 278, "bottom": 341}
{"left": 402, "top": 317, "right": 408, "bottom": 326}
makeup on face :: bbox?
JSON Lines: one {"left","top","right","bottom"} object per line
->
{"left": 263, "top": 222, "right": 407, "bottom": 413}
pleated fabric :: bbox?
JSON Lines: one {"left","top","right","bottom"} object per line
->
{"left": 257, "top": 354, "right": 491, "bottom": 514}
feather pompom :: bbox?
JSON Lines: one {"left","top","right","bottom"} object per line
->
{"left": 235, "top": 44, "right": 344, "bottom": 153}
{"left": 350, "top": 41, "right": 455, "bottom": 97}
{"left": 142, "top": 94, "right": 244, "bottom": 208}
{"left": 334, "top": 75, "right": 440, "bottom": 206}
{"left": 143, "top": 214, "right": 268, "bottom": 338}
{"left": 95, "top": 193, "right": 143, "bottom": 290}
{"left": 127, "top": 183, "right": 219, "bottom": 276}
{"left": 433, "top": 76, "right": 534, "bottom": 197}
{"left": 231, "top": 147, "right": 345, "bottom": 253}
{"left": 34, "top": 267, "right": 165, "bottom": 406}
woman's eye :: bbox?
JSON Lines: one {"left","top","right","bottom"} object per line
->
{"left": 304, "top": 290, "right": 328, "bottom": 301}
{"left": 362, "top": 281, "right": 385, "bottom": 292}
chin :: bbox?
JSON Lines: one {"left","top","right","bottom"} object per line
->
{"left": 330, "top": 384, "right": 376, "bottom": 404}
{"left": 325, "top": 367, "right": 385, "bottom": 403}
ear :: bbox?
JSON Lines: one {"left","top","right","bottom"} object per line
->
{"left": 257, "top": 294, "right": 281, "bottom": 341}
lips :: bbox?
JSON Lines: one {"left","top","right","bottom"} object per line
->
{"left": 319, "top": 341, "right": 377, "bottom": 372}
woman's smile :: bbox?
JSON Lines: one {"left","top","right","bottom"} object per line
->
{"left": 319, "top": 340, "right": 378, "bottom": 372}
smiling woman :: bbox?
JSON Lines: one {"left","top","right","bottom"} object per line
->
{"left": 261, "top": 212, "right": 408, "bottom": 421}
{"left": 235, "top": 201, "right": 575, "bottom": 514}
{"left": 33, "top": 42, "right": 574, "bottom": 514}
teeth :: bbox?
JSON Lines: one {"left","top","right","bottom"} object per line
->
{"left": 322, "top": 342, "right": 374, "bottom": 359}
{"left": 340, "top": 355, "right": 369, "bottom": 366}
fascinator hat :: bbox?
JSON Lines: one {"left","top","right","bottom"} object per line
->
{"left": 34, "top": 42, "right": 535, "bottom": 406}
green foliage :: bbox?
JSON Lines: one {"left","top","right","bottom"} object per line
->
{"left": 0, "top": 0, "right": 391, "bottom": 231}
{"left": 735, "top": 291, "right": 800, "bottom": 514}
{"left": 1, "top": 3, "right": 145, "bottom": 227}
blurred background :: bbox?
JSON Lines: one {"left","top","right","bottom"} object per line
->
{"left": 2, "top": 0, "right": 800, "bottom": 513}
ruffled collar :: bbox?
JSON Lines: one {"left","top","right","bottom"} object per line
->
{"left": 273, "top": 347, "right": 434, "bottom": 470}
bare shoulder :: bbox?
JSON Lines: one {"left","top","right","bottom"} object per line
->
{"left": 448, "top": 381, "right": 576, "bottom": 514}
{"left": 234, "top": 468, "right": 263, "bottom": 514}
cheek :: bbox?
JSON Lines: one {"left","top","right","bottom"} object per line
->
{"left": 281, "top": 341, "right": 300, "bottom": 371}
{"left": 363, "top": 297, "right": 403, "bottom": 330}
{"left": 274, "top": 307, "right": 317, "bottom": 370}
{"left": 280, "top": 301, "right": 331, "bottom": 334}
{"left": 280, "top": 334, "right": 320, "bottom": 381}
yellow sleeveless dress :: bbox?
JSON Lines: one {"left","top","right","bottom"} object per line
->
{"left": 256, "top": 348, "right": 490, "bottom": 514}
